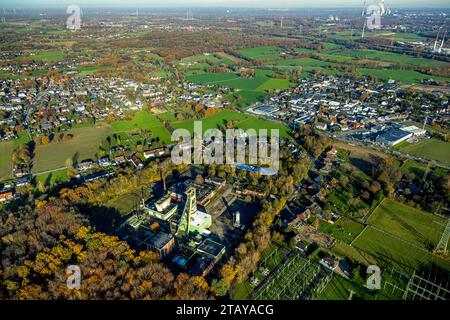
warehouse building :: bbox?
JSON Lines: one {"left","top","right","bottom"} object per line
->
{"left": 376, "top": 129, "right": 413, "bottom": 146}
{"left": 401, "top": 125, "right": 427, "bottom": 137}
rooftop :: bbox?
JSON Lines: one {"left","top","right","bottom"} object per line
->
{"left": 196, "top": 238, "right": 226, "bottom": 259}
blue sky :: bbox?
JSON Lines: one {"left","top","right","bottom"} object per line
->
{"left": 0, "top": 0, "right": 449, "bottom": 8}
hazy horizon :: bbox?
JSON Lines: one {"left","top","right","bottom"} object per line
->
{"left": 0, "top": 0, "right": 449, "bottom": 9}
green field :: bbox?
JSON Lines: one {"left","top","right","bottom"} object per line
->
{"left": 13, "top": 131, "right": 31, "bottom": 149}
{"left": 76, "top": 65, "right": 112, "bottom": 77}
{"left": 111, "top": 110, "right": 172, "bottom": 143}
{"left": 171, "top": 109, "right": 291, "bottom": 139}
{"left": 187, "top": 69, "right": 294, "bottom": 106}
{"left": 352, "top": 199, "right": 450, "bottom": 270}
{"left": 341, "top": 49, "right": 448, "bottom": 67}
{"left": 316, "top": 274, "right": 386, "bottom": 300}
{"left": 357, "top": 68, "right": 449, "bottom": 84}
{"left": 0, "top": 141, "right": 13, "bottom": 181}
{"left": 329, "top": 31, "right": 427, "bottom": 42}
{"left": 367, "top": 199, "right": 447, "bottom": 248}
{"left": 19, "top": 50, "right": 66, "bottom": 62}
{"left": 271, "top": 57, "right": 332, "bottom": 68}
{"left": 399, "top": 139, "right": 450, "bottom": 165}
{"left": 353, "top": 226, "right": 450, "bottom": 271}
{"left": 319, "top": 217, "right": 366, "bottom": 244}
{"left": 179, "top": 53, "right": 235, "bottom": 67}
{"left": 231, "top": 90, "right": 268, "bottom": 108}
{"left": 238, "top": 46, "right": 282, "bottom": 60}
{"left": 32, "top": 124, "right": 113, "bottom": 173}
{"left": 35, "top": 168, "right": 68, "bottom": 186}
{"left": 401, "top": 160, "right": 427, "bottom": 180}
{"left": 186, "top": 72, "right": 239, "bottom": 84}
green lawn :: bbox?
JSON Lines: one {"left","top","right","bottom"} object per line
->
{"left": 0, "top": 141, "right": 13, "bottom": 181}
{"left": 237, "top": 117, "right": 291, "bottom": 138}
{"left": 316, "top": 274, "right": 386, "bottom": 300}
{"left": 256, "top": 78, "right": 293, "bottom": 91}
{"left": 171, "top": 109, "right": 291, "bottom": 139}
{"left": 328, "top": 31, "right": 427, "bottom": 42}
{"left": 319, "top": 217, "right": 366, "bottom": 244}
{"left": 186, "top": 72, "right": 240, "bottom": 84}
{"left": 399, "top": 139, "right": 450, "bottom": 165}
{"left": 13, "top": 131, "right": 31, "bottom": 149}
{"left": 187, "top": 69, "right": 295, "bottom": 106}
{"left": 357, "top": 68, "right": 449, "bottom": 84}
{"left": 401, "top": 160, "right": 428, "bottom": 180}
{"left": 232, "top": 90, "right": 268, "bottom": 107}
{"left": 35, "top": 169, "right": 68, "bottom": 186}
{"left": 179, "top": 53, "right": 235, "bottom": 67}
{"left": 32, "top": 123, "right": 113, "bottom": 173}
{"left": 238, "top": 46, "right": 282, "bottom": 60}
{"left": 18, "top": 50, "right": 65, "bottom": 62}
{"left": 110, "top": 110, "right": 172, "bottom": 143}
{"left": 341, "top": 49, "right": 448, "bottom": 67}
{"left": 270, "top": 57, "right": 332, "bottom": 68}
{"left": 367, "top": 199, "right": 446, "bottom": 249}
{"left": 353, "top": 226, "right": 450, "bottom": 271}
{"left": 331, "top": 240, "right": 377, "bottom": 266}
{"left": 76, "top": 65, "right": 112, "bottom": 77}
{"left": 106, "top": 187, "right": 154, "bottom": 215}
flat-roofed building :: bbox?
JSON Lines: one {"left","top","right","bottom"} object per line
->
{"left": 145, "top": 232, "right": 175, "bottom": 259}
{"left": 376, "top": 129, "right": 412, "bottom": 146}
{"left": 196, "top": 238, "right": 226, "bottom": 261}
{"left": 401, "top": 125, "right": 427, "bottom": 137}
{"left": 143, "top": 194, "right": 178, "bottom": 221}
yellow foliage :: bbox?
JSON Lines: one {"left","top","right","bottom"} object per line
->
{"left": 76, "top": 226, "right": 91, "bottom": 241}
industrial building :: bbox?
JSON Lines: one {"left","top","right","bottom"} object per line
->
{"left": 169, "top": 179, "right": 222, "bottom": 206}
{"left": 251, "top": 105, "right": 280, "bottom": 116}
{"left": 145, "top": 232, "right": 175, "bottom": 259}
{"left": 118, "top": 183, "right": 225, "bottom": 277}
{"left": 183, "top": 238, "right": 226, "bottom": 277}
{"left": 401, "top": 125, "right": 427, "bottom": 137}
{"left": 143, "top": 194, "right": 178, "bottom": 221}
{"left": 376, "top": 128, "right": 413, "bottom": 146}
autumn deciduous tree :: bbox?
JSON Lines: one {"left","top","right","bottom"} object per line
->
{"left": 0, "top": 203, "right": 211, "bottom": 300}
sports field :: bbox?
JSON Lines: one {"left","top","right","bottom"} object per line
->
{"left": 353, "top": 199, "right": 450, "bottom": 270}
{"left": 0, "top": 141, "right": 13, "bottom": 181}
{"left": 353, "top": 226, "right": 450, "bottom": 271}
{"left": 368, "top": 199, "right": 446, "bottom": 248}
{"left": 399, "top": 139, "right": 450, "bottom": 165}
{"left": 32, "top": 123, "right": 113, "bottom": 173}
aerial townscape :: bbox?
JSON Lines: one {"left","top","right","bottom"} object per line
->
{"left": 0, "top": 1, "right": 449, "bottom": 305}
